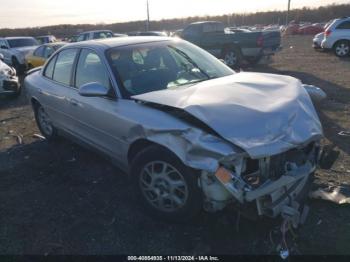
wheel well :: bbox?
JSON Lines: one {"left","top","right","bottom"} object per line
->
{"left": 31, "top": 98, "right": 40, "bottom": 109}
{"left": 127, "top": 139, "right": 158, "bottom": 164}
{"left": 222, "top": 44, "right": 240, "bottom": 55}
{"left": 333, "top": 39, "right": 350, "bottom": 49}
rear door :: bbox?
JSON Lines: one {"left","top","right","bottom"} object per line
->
{"left": 335, "top": 20, "right": 350, "bottom": 40}
{"left": 39, "top": 48, "right": 80, "bottom": 131}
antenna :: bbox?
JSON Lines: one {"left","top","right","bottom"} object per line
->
{"left": 286, "top": 0, "right": 291, "bottom": 25}
{"left": 146, "top": 0, "right": 150, "bottom": 31}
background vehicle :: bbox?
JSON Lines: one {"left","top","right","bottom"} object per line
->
{"left": 128, "top": 31, "right": 168, "bottom": 36}
{"left": 0, "top": 37, "right": 39, "bottom": 73}
{"left": 77, "top": 30, "right": 114, "bottom": 42}
{"left": 322, "top": 17, "right": 350, "bottom": 57}
{"left": 64, "top": 35, "right": 78, "bottom": 43}
{"left": 179, "top": 21, "right": 281, "bottom": 67}
{"left": 36, "top": 35, "right": 57, "bottom": 44}
{"left": 313, "top": 32, "right": 325, "bottom": 49}
{"left": 25, "top": 42, "right": 65, "bottom": 69}
{"left": 0, "top": 53, "right": 20, "bottom": 97}
{"left": 25, "top": 37, "right": 322, "bottom": 224}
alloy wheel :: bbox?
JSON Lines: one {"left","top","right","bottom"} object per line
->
{"left": 139, "top": 161, "right": 189, "bottom": 212}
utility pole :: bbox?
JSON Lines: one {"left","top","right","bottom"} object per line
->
{"left": 146, "top": 0, "right": 150, "bottom": 31}
{"left": 286, "top": 0, "right": 291, "bottom": 25}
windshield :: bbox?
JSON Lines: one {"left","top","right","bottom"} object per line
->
{"left": 8, "top": 38, "right": 38, "bottom": 48}
{"left": 106, "top": 40, "right": 234, "bottom": 97}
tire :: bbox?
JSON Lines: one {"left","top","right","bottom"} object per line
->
{"left": 130, "top": 145, "right": 203, "bottom": 222}
{"left": 34, "top": 103, "right": 58, "bottom": 141}
{"left": 222, "top": 47, "right": 242, "bottom": 68}
{"left": 333, "top": 40, "right": 350, "bottom": 57}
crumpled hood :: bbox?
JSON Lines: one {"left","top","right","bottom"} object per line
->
{"left": 133, "top": 72, "right": 323, "bottom": 158}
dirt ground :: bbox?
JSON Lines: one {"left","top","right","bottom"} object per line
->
{"left": 0, "top": 35, "right": 350, "bottom": 255}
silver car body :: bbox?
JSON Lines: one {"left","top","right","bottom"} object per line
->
{"left": 25, "top": 37, "right": 323, "bottom": 222}
{"left": 321, "top": 17, "right": 350, "bottom": 49}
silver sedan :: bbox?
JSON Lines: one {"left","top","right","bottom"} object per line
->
{"left": 25, "top": 37, "right": 323, "bottom": 224}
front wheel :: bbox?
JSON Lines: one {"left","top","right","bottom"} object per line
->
{"left": 334, "top": 40, "right": 350, "bottom": 57}
{"left": 130, "top": 145, "right": 202, "bottom": 222}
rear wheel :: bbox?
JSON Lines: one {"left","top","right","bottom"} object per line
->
{"left": 222, "top": 47, "right": 242, "bottom": 68}
{"left": 34, "top": 103, "right": 57, "bottom": 141}
{"left": 130, "top": 145, "right": 202, "bottom": 222}
{"left": 334, "top": 40, "right": 350, "bottom": 57}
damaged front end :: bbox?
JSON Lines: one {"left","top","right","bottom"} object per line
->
{"left": 201, "top": 141, "right": 321, "bottom": 226}
{"left": 0, "top": 63, "right": 20, "bottom": 94}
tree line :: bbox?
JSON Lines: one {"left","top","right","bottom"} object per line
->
{"left": 0, "top": 3, "right": 349, "bottom": 38}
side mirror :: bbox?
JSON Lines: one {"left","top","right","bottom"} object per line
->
{"left": 78, "top": 82, "right": 110, "bottom": 97}
{"left": 0, "top": 53, "right": 4, "bottom": 61}
{"left": 0, "top": 45, "right": 8, "bottom": 49}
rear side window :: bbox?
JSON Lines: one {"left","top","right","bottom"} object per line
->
{"left": 75, "top": 49, "right": 110, "bottom": 88}
{"left": 203, "top": 23, "right": 225, "bottom": 33}
{"left": 77, "top": 33, "right": 89, "bottom": 42}
{"left": 93, "top": 31, "right": 113, "bottom": 39}
{"left": 337, "top": 21, "right": 350, "bottom": 29}
{"left": 53, "top": 49, "right": 78, "bottom": 86}
{"left": 43, "top": 46, "right": 55, "bottom": 58}
{"left": 34, "top": 46, "right": 45, "bottom": 57}
{"left": 44, "top": 55, "right": 57, "bottom": 79}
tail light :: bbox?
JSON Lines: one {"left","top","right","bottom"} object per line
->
{"left": 257, "top": 35, "right": 264, "bottom": 47}
{"left": 325, "top": 30, "right": 332, "bottom": 37}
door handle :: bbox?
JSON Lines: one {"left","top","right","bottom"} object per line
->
{"left": 69, "top": 99, "right": 79, "bottom": 106}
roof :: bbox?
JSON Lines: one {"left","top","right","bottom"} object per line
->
{"left": 64, "top": 36, "right": 174, "bottom": 50}
{"left": 36, "top": 35, "right": 55, "bottom": 38}
{"left": 190, "top": 21, "right": 224, "bottom": 25}
{"left": 79, "top": 30, "right": 113, "bottom": 34}
{"left": 1, "top": 36, "right": 36, "bottom": 40}
{"left": 44, "top": 42, "right": 66, "bottom": 47}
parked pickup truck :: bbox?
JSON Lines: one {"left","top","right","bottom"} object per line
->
{"left": 179, "top": 21, "right": 281, "bottom": 67}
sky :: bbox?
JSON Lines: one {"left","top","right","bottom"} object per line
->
{"left": 0, "top": 0, "right": 349, "bottom": 28}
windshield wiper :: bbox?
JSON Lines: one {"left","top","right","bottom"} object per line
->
{"left": 169, "top": 46, "right": 211, "bottom": 80}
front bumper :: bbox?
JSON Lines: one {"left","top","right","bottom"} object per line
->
{"left": 313, "top": 41, "right": 322, "bottom": 49}
{"left": 201, "top": 142, "right": 320, "bottom": 223}
{"left": 0, "top": 77, "right": 20, "bottom": 94}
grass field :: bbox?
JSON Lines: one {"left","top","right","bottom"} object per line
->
{"left": 0, "top": 35, "right": 349, "bottom": 255}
